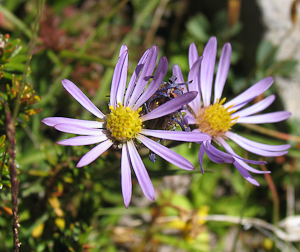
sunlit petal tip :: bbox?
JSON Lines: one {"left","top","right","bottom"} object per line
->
{"left": 248, "top": 178, "right": 260, "bottom": 186}
{"left": 61, "top": 79, "right": 105, "bottom": 119}
{"left": 124, "top": 201, "right": 130, "bottom": 209}
{"left": 119, "top": 44, "right": 128, "bottom": 56}
{"left": 41, "top": 118, "right": 53, "bottom": 126}
{"left": 188, "top": 42, "right": 199, "bottom": 68}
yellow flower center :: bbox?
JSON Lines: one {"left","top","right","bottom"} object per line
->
{"left": 106, "top": 103, "right": 143, "bottom": 142}
{"left": 196, "top": 98, "right": 238, "bottom": 137}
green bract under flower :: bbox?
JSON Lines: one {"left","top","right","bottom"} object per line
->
{"left": 106, "top": 103, "right": 143, "bottom": 142}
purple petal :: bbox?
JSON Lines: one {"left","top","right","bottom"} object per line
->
{"left": 121, "top": 144, "right": 132, "bottom": 208}
{"left": 225, "top": 132, "right": 289, "bottom": 157}
{"left": 224, "top": 77, "right": 273, "bottom": 109}
{"left": 61, "top": 79, "right": 105, "bottom": 119}
{"left": 214, "top": 43, "right": 231, "bottom": 103}
{"left": 76, "top": 140, "right": 113, "bottom": 167}
{"left": 233, "top": 161, "right": 260, "bottom": 186}
{"left": 141, "top": 91, "right": 198, "bottom": 122}
{"left": 188, "top": 42, "right": 199, "bottom": 69}
{"left": 188, "top": 57, "right": 202, "bottom": 114}
{"left": 141, "top": 129, "right": 211, "bottom": 142}
{"left": 133, "top": 56, "right": 168, "bottom": 110}
{"left": 173, "top": 65, "right": 187, "bottom": 93}
{"left": 119, "top": 44, "right": 128, "bottom": 56}
{"left": 117, "top": 51, "right": 129, "bottom": 105}
{"left": 183, "top": 110, "right": 197, "bottom": 125}
{"left": 205, "top": 142, "right": 235, "bottom": 163}
{"left": 203, "top": 142, "right": 231, "bottom": 164}
{"left": 137, "top": 134, "right": 194, "bottom": 170}
{"left": 199, "top": 143, "right": 205, "bottom": 174}
{"left": 110, "top": 50, "right": 128, "bottom": 108}
{"left": 216, "top": 136, "right": 266, "bottom": 165}
{"left": 124, "top": 49, "right": 150, "bottom": 107}
{"left": 128, "top": 46, "right": 158, "bottom": 107}
{"left": 225, "top": 132, "right": 290, "bottom": 151}
{"left": 57, "top": 135, "right": 108, "bottom": 146}
{"left": 235, "top": 158, "right": 271, "bottom": 174}
{"left": 54, "top": 124, "right": 104, "bottom": 135}
{"left": 201, "top": 36, "right": 217, "bottom": 107}
{"left": 237, "top": 111, "right": 291, "bottom": 124}
{"left": 42, "top": 117, "right": 104, "bottom": 128}
{"left": 127, "top": 140, "right": 155, "bottom": 201}
{"left": 232, "top": 95, "right": 275, "bottom": 118}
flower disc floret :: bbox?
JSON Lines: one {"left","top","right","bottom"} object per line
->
{"left": 196, "top": 98, "right": 238, "bottom": 137}
{"left": 106, "top": 103, "right": 142, "bottom": 142}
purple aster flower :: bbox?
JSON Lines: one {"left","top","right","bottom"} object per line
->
{"left": 173, "top": 37, "right": 291, "bottom": 186}
{"left": 42, "top": 45, "right": 211, "bottom": 207}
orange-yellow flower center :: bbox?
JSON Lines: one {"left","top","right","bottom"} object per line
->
{"left": 196, "top": 98, "right": 238, "bottom": 137}
{"left": 106, "top": 103, "right": 142, "bottom": 142}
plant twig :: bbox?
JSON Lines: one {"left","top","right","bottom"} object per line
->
{"left": 4, "top": 102, "right": 20, "bottom": 252}
{"left": 242, "top": 124, "right": 300, "bottom": 143}
{"left": 261, "top": 163, "right": 280, "bottom": 224}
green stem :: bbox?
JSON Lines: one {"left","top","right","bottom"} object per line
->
{"left": 79, "top": 0, "right": 130, "bottom": 53}
{"left": 0, "top": 4, "right": 32, "bottom": 39}
{"left": 12, "top": 0, "right": 45, "bottom": 121}
{"left": 60, "top": 50, "right": 115, "bottom": 67}
{"left": 83, "top": 0, "right": 161, "bottom": 119}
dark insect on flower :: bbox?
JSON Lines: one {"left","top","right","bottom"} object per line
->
{"left": 145, "top": 75, "right": 191, "bottom": 131}
{"left": 144, "top": 76, "right": 192, "bottom": 162}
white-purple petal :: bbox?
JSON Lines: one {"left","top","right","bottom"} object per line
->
{"left": 216, "top": 136, "right": 266, "bottom": 165}
{"left": 133, "top": 56, "right": 168, "bottom": 110}
{"left": 233, "top": 160, "right": 260, "bottom": 186}
{"left": 57, "top": 135, "right": 108, "bottom": 146}
{"left": 237, "top": 111, "right": 291, "bottom": 124}
{"left": 127, "top": 140, "right": 155, "bottom": 201}
{"left": 137, "top": 134, "right": 194, "bottom": 171}
{"left": 205, "top": 142, "right": 235, "bottom": 163}
{"left": 61, "top": 79, "right": 105, "bottom": 119}
{"left": 225, "top": 131, "right": 290, "bottom": 152}
{"left": 172, "top": 65, "right": 187, "bottom": 93}
{"left": 232, "top": 95, "right": 275, "bottom": 118}
{"left": 141, "top": 91, "right": 198, "bottom": 122}
{"left": 188, "top": 57, "right": 202, "bottom": 114}
{"left": 124, "top": 49, "right": 150, "bottom": 107}
{"left": 234, "top": 158, "right": 271, "bottom": 174}
{"left": 201, "top": 36, "right": 217, "bottom": 107}
{"left": 42, "top": 117, "right": 104, "bottom": 128}
{"left": 110, "top": 50, "right": 128, "bottom": 108}
{"left": 183, "top": 110, "right": 197, "bottom": 125}
{"left": 214, "top": 43, "right": 232, "bottom": 103}
{"left": 224, "top": 77, "right": 273, "bottom": 109}
{"left": 225, "top": 133, "right": 289, "bottom": 157}
{"left": 76, "top": 140, "right": 113, "bottom": 167}
{"left": 188, "top": 42, "right": 199, "bottom": 69}
{"left": 128, "top": 46, "right": 158, "bottom": 107}
{"left": 54, "top": 124, "right": 104, "bottom": 135}
{"left": 116, "top": 50, "right": 129, "bottom": 105}
{"left": 121, "top": 143, "right": 132, "bottom": 208}
{"left": 119, "top": 44, "right": 128, "bottom": 56}
{"left": 141, "top": 129, "right": 211, "bottom": 142}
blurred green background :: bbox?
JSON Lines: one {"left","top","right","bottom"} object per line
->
{"left": 0, "top": 0, "right": 300, "bottom": 251}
